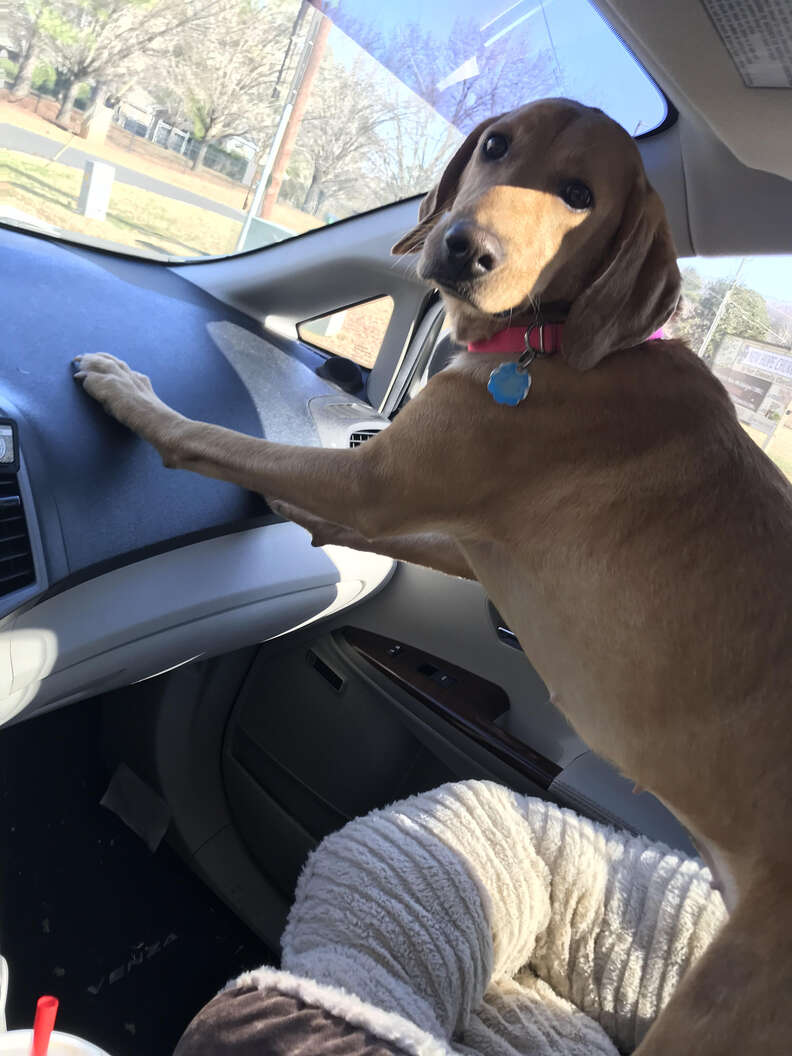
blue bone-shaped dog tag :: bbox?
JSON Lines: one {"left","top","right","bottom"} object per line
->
{"left": 487, "top": 362, "right": 532, "bottom": 406}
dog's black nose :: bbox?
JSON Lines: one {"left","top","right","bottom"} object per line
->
{"left": 443, "top": 221, "right": 503, "bottom": 280}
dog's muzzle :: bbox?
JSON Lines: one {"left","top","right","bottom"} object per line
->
{"left": 421, "top": 220, "right": 504, "bottom": 291}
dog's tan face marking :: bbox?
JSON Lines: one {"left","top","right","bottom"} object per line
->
{"left": 422, "top": 103, "right": 637, "bottom": 327}
{"left": 440, "top": 183, "right": 590, "bottom": 314}
{"left": 420, "top": 101, "right": 638, "bottom": 330}
{"left": 394, "top": 98, "right": 680, "bottom": 366}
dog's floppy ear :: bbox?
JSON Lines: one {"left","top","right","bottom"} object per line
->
{"left": 562, "top": 182, "right": 680, "bottom": 370}
{"left": 391, "top": 114, "right": 506, "bottom": 256}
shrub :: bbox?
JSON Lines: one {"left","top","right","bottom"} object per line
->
{"left": 31, "top": 62, "right": 57, "bottom": 94}
{"left": 74, "top": 82, "right": 91, "bottom": 111}
{"left": 0, "top": 58, "right": 19, "bottom": 84}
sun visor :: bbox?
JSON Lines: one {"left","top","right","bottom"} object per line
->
{"left": 702, "top": 0, "right": 792, "bottom": 88}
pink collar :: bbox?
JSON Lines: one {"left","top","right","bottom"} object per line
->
{"left": 467, "top": 323, "right": 666, "bottom": 356}
{"left": 468, "top": 322, "right": 563, "bottom": 356}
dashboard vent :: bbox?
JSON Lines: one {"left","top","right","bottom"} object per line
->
{"left": 349, "top": 429, "right": 381, "bottom": 448}
{"left": 0, "top": 476, "right": 34, "bottom": 597}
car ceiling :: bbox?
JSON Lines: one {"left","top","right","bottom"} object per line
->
{"left": 599, "top": 0, "right": 792, "bottom": 184}
{"left": 595, "top": 0, "right": 792, "bottom": 257}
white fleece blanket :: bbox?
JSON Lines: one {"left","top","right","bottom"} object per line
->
{"left": 236, "top": 781, "right": 726, "bottom": 1055}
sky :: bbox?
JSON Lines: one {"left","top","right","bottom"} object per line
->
{"left": 315, "top": 0, "right": 667, "bottom": 136}
{"left": 680, "top": 255, "right": 792, "bottom": 305}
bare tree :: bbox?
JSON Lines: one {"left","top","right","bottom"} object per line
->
{"left": 291, "top": 55, "right": 393, "bottom": 215}
{"left": 339, "top": 14, "right": 558, "bottom": 135}
{"left": 2, "top": 0, "right": 51, "bottom": 99}
{"left": 165, "top": 0, "right": 295, "bottom": 171}
{"left": 292, "top": 11, "right": 555, "bottom": 211}
{"left": 37, "top": 0, "right": 219, "bottom": 127}
{"left": 366, "top": 98, "right": 462, "bottom": 205}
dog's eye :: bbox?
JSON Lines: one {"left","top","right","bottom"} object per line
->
{"left": 482, "top": 134, "right": 509, "bottom": 160}
{"left": 560, "top": 181, "right": 593, "bottom": 210}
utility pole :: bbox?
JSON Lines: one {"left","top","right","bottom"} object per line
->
{"left": 235, "top": 0, "right": 318, "bottom": 251}
{"left": 259, "top": 3, "right": 330, "bottom": 220}
{"left": 698, "top": 258, "right": 747, "bottom": 360}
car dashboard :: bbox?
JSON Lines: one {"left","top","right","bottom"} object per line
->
{"left": 0, "top": 225, "right": 393, "bottom": 725}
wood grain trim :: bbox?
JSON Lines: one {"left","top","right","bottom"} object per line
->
{"left": 342, "top": 627, "right": 560, "bottom": 788}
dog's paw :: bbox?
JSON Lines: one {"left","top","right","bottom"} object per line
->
{"left": 72, "top": 353, "right": 172, "bottom": 436}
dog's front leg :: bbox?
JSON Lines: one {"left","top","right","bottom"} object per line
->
{"left": 270, "top": 500, "right": 475, "bottom": 579}
{"left": 73, "top": 353, "right": 469, "bottom": 543}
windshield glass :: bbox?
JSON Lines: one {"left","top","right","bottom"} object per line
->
{"left": 0, "top": 0, "right": 666, "bottom": 260}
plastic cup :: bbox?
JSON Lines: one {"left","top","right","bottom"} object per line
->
{"left": 0, "top": 1031, "right": 110, "bottom": 1055}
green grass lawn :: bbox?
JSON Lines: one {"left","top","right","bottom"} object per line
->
{"left": 764, "top": 432, "right": 792, "bottom": 481}
{"left": 743, "top": 423, "right": 792, "bottom": 482}
{"left": 0, "top": 148, "right": 242, "bottom": 258}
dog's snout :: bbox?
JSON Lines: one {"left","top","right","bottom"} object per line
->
{"left": 443, "top": 221, "right": 503, "bottom": 279}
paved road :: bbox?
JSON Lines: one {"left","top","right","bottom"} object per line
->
{"left": 0, "top": 123, "right": 246, "bottom": 222}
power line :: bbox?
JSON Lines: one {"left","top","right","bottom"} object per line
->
{"left": 726, "top": 297, "right": 789, "bottom": 348}
{"left": 698, "top": 258, "right": 746, "bottom": 358}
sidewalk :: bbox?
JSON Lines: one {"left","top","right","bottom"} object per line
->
{"left": 0, "top": 96, "right": 323, "bottom": 235}
{"left": 0, "top": 122, "right": 245, "bottom": 222}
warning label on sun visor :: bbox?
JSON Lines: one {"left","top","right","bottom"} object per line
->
{"left": 703, "top": 0, "right": 792, "bottom": 87}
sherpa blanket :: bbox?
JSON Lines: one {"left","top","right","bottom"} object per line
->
{"left": 177, "top": 781, "right": 727, "bottom": 1056}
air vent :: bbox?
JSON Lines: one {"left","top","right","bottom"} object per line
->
{"left": 349, "top": 429, "right": 381, "bottom": 448}
{"left": 0, "top": 476, "right": 34, "bottom": 597}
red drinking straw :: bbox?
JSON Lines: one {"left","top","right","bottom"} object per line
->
{"left": 31, "top": 996, "right": 59, "bottom": 1056}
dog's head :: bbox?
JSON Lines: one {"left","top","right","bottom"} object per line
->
{"left": 392, "top": 98, "right": 680, "bottom": 369}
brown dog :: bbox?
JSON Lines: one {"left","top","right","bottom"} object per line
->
{"left": 74, "top": 99, "right": 792, "bottom": 1053}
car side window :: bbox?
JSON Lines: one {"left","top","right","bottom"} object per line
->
{"left": 298, "top": 296, "right": 394, "bottom": 369}
{"left": 673, "top": 256, "right": 792, "bottom": 482}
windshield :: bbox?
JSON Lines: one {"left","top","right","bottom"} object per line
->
{"left": 0, "top": 0, "right": 666, "bottom": 260}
